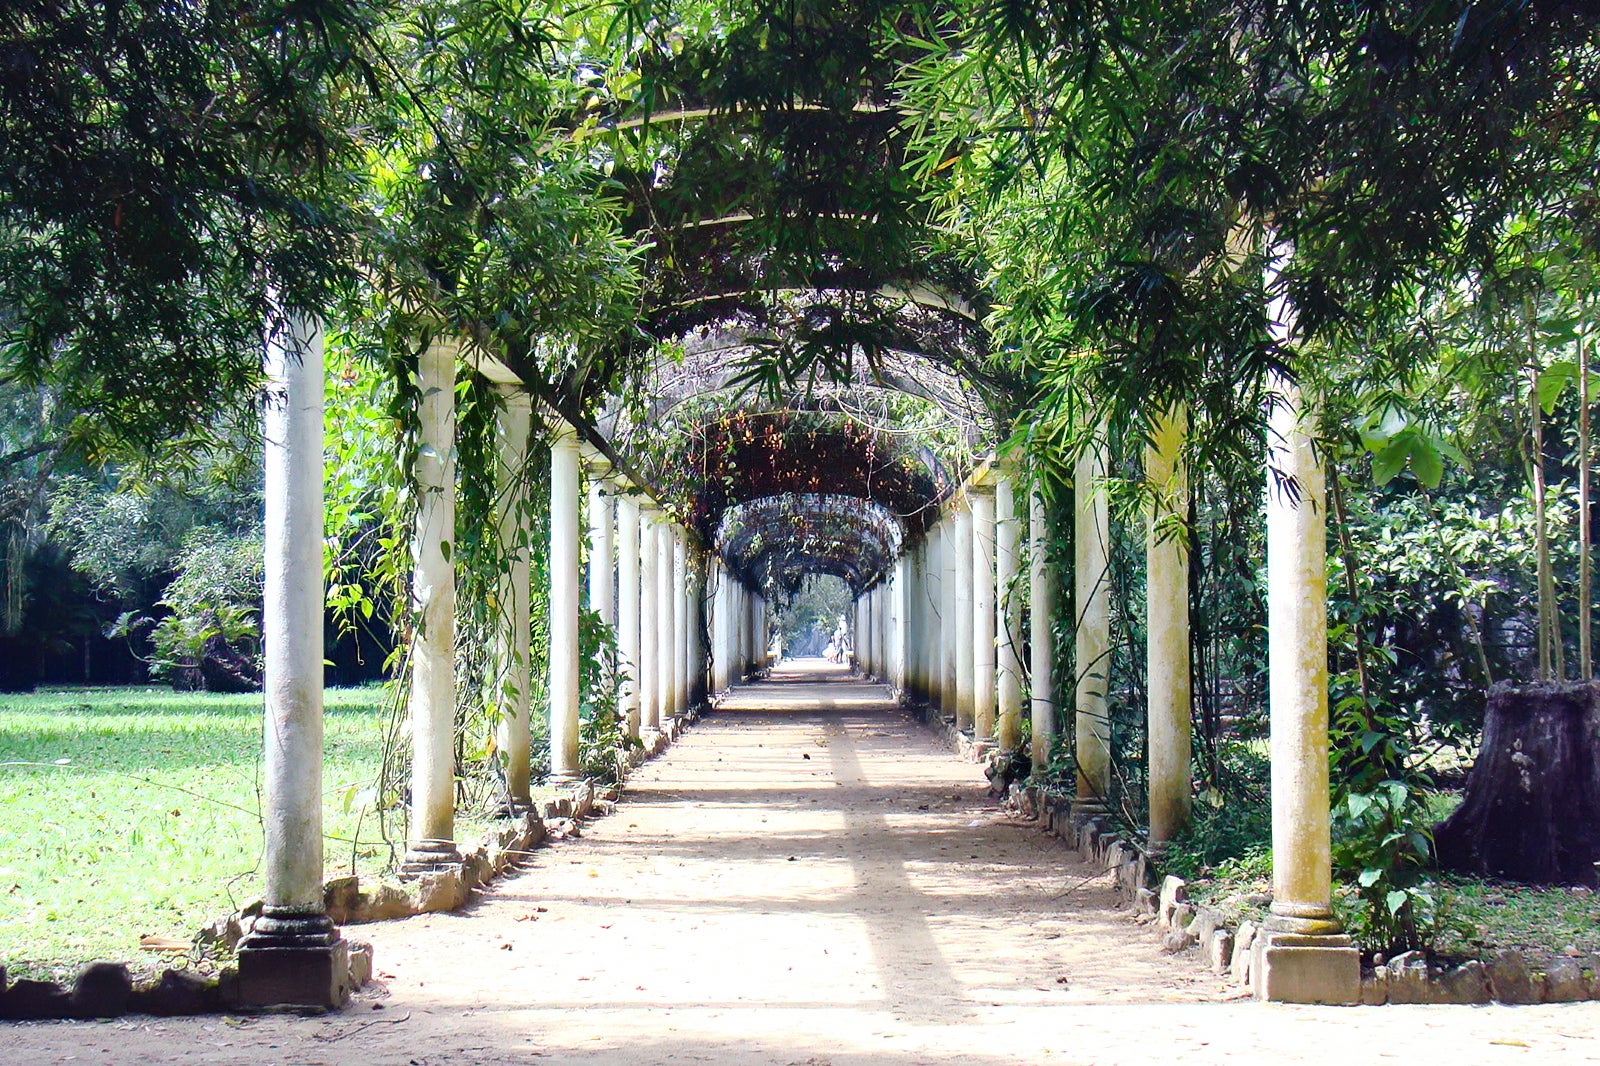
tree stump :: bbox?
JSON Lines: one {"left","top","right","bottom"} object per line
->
{"left": 1434, "top": 680, "right": 1600, "bottom": 886}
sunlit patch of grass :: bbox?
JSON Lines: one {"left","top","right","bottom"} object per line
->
{"left": 0, "top": 686, "right": 402, "bottom": 983}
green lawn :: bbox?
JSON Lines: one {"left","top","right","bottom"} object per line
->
{"left": 0, "top": 686, "right": 407, "bottom": 982}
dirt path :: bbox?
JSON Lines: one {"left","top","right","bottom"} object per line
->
{"left": 6, "top": 661, "right": 1598, "bottom": 1064}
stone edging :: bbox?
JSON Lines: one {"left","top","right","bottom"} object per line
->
{"left": 904, "top": 698, "right": 1600, "bottom": 1008}
{"left": 1021, "top": 789, "right": 1600, "bottom": 1005}
{"left": 0, "top": 707, "right": 704, "bottom": 1021}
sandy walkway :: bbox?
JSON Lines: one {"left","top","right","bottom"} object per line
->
{"left": 6, "top": 661, "right": 1598, "bottom": 1064}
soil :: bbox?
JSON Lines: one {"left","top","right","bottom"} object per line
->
{"left": 5, "top": 661, "right": 1598, "bottom": 1065}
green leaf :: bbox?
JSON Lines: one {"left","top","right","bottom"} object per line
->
{"left": 1358, "top": 867, "right": 1383, "bottom": 887}
{"left": 1538, "top": 361, "right": 1576, "bottom": 414}
{"left": 1386, "top": 889, "right": 1409, "bottom": 915}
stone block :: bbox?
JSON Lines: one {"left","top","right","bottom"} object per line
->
{"left": 1208, "top": 929, "right": 1235, "bottom": 974}
{"left": 1542, "top": 958, "right": 1588, "bottom": 1003}
{"left": 1385, "top": 951, "right": 1431, "bottom": 1004}
{"left": 360, "top": 883, "right": 415, "bottom": 922}
{"left": 1186, "top": 907, "right": 1220, "bottom": 943}
{"left": 1360, "top": 968, "right": 1388, "bottom": 1005}
{"left": 414, "top": 866, "right": 469, "bottom": 913}
{"left": 347, "top": 940, "right": 374, "bottom": 988}
{"left": 1230, "top": 922, "right": 1256, "bottom": 986}
{"left": 1170, "top": 903, "right": 1196, "bottom": 934}
{"left": 235, "top": 938, "right": 351, "bottom": 1012}
{"left": 1437, "top": 960, "right": 1492, "bottom": 1005}
{"left": 323, "top": 876, "right": 360, "bottom": 924}
{"left": 1160, "top": 929, "right": 1196, "bottom": 954}
{"left": 1, "top": 979, "right": 71, "bottom": 1019}
{"left": 461, "top": 846, "right": 492, "bottom": 888}
{"left": 1135, "top": 887, "right": 1159, "bottom": 917}
{"left": 1487, "top": 949, "right": 1541, "bottom": 1003}
{"left": 1158, "top": 875, "right": 1187, "bottom": 929}
{"left": 136, "top": 968, "right": 222, "bottom": 1016}
{"left": 1252, "top": 931, "right": 1361, "bottom": 1005}
{"left": 71, "top": 961, "right": 132, "bottom": 1018}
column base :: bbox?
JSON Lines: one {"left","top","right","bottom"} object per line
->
{"left": 400, "top": 838, "right": 461, "bottom": 877}
{"left": 236, "top": 911, "right": 351, "bottom": 1012}
{"left": 1252, "top": 928, "right": 1361, "bottom": 1004}
{"left": 546, "top": 771, "right": 586, "bottom": 788}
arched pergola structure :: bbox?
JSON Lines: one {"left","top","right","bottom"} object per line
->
{"left": 241, "top": 3, "right": 1355, "bottom": 1011}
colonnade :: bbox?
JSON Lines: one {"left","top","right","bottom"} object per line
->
{"left": 248, "top": 328, "right": 1352, "bottom": 1006}
{"left": 884, "top": 466, "right": 1036, "bottom": 764}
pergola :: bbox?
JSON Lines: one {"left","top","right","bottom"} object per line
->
{"left": 241, "top": 8, "right": 1352, "bottom": 1010}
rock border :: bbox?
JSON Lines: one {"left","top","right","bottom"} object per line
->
{"left": 1021, "top": 788, "right": 1600, "bottom": 1005}
{"left": 0, "top": 707, "right": 703, "bottom": 1022}
{"left": 909, "top": 697, "right": 1600, "bottom": 1007}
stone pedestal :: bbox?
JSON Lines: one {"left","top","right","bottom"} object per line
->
{"left": 401, "top": 838, "right": 461, "bottom": 875}
{"left": 1251, "top": 929, "right": 1361, "bottom": 1005}
{"left": 236, "top": 913, "right": 352, "bottom": 1012}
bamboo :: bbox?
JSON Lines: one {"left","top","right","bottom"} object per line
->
{"left": 1529, "top": 295, "right": 1556, "bottom": 682}
{"left": 1581, "top": 315, "right": 1592, "bottom": 680}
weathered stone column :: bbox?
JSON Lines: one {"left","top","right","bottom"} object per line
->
{"left": 405, "top": 338, "right": 462, "bottom": 872}
{"left": 1146, "top": 406, "right": 1192, "bottom": 850}
{"left": 616, "top": 493, "right": 642, "bottom": 739}
{"left": 548, "top": 421, "right": 582, "bottom": 784}
{"left": 996, "top": 473, "right": 1023, "bottom": 753}
{"left": 905, "top": 547, "right": 922, "bottom": 696}
{"left": 587, "top": 478, "right": 614, "bottom": 629}
{"left": 493, "top": 391, "right": 533, "bottom": 810}
{"left": 940, "top": 515, "right": 959, "bottom": 715}
{"left": 710, "top": 563, "right": 727, "bottom": 692}
{"left": 656, "top": 519, "right": 675, "bottom": 722}
{"left": 1074, "top": 440, "right": 1112, "bottom": 812}
{"left": 638, "top": 508, "right": 659, "bottom": 731}
{"left": 1028, "top": 480, "right": 1056, "bottom": 774}
{"left": 674, "top": 531, "right": 689, "bottom": 713}
{"left": 954, "top": 498, "right": 976, "bottom": 732}
{"left": 240, "top": 313, "right": 348, "bottom": 1010}
{"left": 972, "top": 488, "right": 997, "bottom": 742}
{"left": 864, "top": 589, "right": 876, "bottom": 677}
{"left": 929, "top": 534, "right": 938, "bottom": 699}
{"left": 1255, "top": 335, "right": 1359, "bottom": 1002}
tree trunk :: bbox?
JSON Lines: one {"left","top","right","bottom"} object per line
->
{"left": 1434, "top": 681, "right": 1600, "bottom": 886}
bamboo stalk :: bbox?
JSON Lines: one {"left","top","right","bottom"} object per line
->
{"left": 1581, "top": 312, "right": 1592, "bottom": 680}
{"left": 1530, "top": 295, "right": 1556, "bottom": 682}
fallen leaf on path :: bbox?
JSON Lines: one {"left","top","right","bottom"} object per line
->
{"left": 138, "top": 935, "right": 189, "bottom": 952}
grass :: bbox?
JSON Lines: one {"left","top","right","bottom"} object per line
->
{"left": 0, "top": 685, "right": 495, "bottom": 983}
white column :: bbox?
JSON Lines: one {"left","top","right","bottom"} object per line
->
{"left": 638, "top": 508, "right": 659, "bottom": 731}
{"left": 710, "top": 563, "right": 727, "bottom": 692}
{"left": 996, "top": 473, "right": 1023, "bottom": 753}
{"left": 1029, "top": 481, "right": 1056, "bottom": 773}
{"left": 406, "top": 338, "right": 460, "bottom": 869}
{"left": 1147, "top": 407, "right": 1192, "bottom": 848}
{"left": 616, "top": 493, "right": 642, "bottom": 739}
{"left": 972, "top": 489, "right": 997, "bottom": 741}
{"left": 928, "top": 521, "right": 934, "bottom": 697}
{"left": 940, "top": 516, "right": 959, "bottom": 715}
{"left": 675, "top": 532, "right": 689, "bottom": 712}
{"left": 256, "top": 313, "right": 331, "bottom": 925}
{"left": 548, "top": 421, "right": 582, "bottom": 783}
{"left": 587, "top": 478, "right": 614, "bottom": 629}
{"left": 656, "top": 519, "right": 674, "bottom": 722}
{"left": 494, "top": 391, "right": 533, "bottom": 809}
{"left": 862, "top": 590, "right": 874, "bottom": 676}
{"left": 1075, "top": 441, "right": 1112, "bottom": 812}
{"left": 954, "top": 500, "right": 976, "bottom": 732}
{"left": 1268, "top": 384, "right": 1335, "bottom": 926}
{"left": 1255, "top": 255, "right": 1358, "bottom": 1005}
